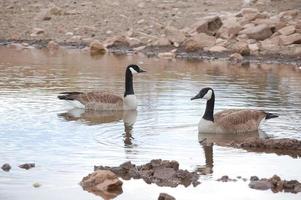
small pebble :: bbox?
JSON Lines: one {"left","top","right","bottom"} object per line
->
{"left": 19, "top": 163, "right": 35, "bottom": 170}
{"left": 1, "top": 163, "right": 11, "bottom": 172}
{"left": 33, "top": 183, "right": 41, "bottom": 188}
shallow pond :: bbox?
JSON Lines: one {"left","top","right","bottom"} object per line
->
{"left": 0, "top": 47, "right": 301, "bottom": 200}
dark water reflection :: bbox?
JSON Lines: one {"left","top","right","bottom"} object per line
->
{"left": 0, "top": 47, "right": 301, "bottom": 200}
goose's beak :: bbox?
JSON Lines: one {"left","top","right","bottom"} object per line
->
{"left": 139, "top": 69, "right": 147, "bottom": 73}
{"left": 191, "top": 94, "right": 201, "bottom": 100}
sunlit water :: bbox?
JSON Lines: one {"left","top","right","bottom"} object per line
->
{"left": 0, "top": 47, "right": 301, "bottom": 200}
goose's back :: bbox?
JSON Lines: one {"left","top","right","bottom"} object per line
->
{"left": 214, "top": 109, "right": 266, "bottom": 133}
{"left": 73, "top": 91, "right": 123, "bottom": 110}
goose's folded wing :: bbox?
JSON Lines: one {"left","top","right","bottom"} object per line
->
{"left": 76, "top": 92, "right": 123, "bottom": 105}
{"left": 214, "top": 109, "right": 266, "bottom": 130}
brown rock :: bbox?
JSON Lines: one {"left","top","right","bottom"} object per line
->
{"left": 240, "top": 24, "right": 273, "bottom": 40}
{"left": 279, "top": 9, "right": 299, "bottom": 20}
{"left": 158, "top": 52, "right": 175, "bottom": 59}
{"left": 158, "top": 193, "right": 176, "bottom": 200}
{"left": 227, "top": 41, "right": 250, "bottom": 55}
{"left": 229, "top": 53, "right": 243, "bottom": 63}
{"left": 209, "top": 45, "right": 228, "bottom": 53}
{"left": 249, "top": 180, "right": 272, "bottom": 190}
{"left": 47, "top": 41, "right": 59, "bottom": 51}
{"left": 90, "top": 40, "right": 106, "bottom": 55}
{"left": 240, "top": 8, "right": 259, "bottom": 16}
{"left": 30, "top": 28, "right": 45, "bottom": 37}
{"left": 260, "top": 36, "right": 281, "bottom": 53}
{"left": 1, "top": 163, "right": 11, "bottom": 172}
{"left": 191, "top": 16, "right": 222, "bottom": 35}
{"left": 218, "top": 17, "right": 242, "bottom": 39}
{"left": 19, "top": 163, "right": 35, "bottom": 170}
{"left": 165, "top": 26, "right": 186, "bottom": 44}
{"left": 80, "top": 170, "right": 123, "bottom": 199}
{"left": 181, "top": 33, "right": 216, "bottom": 52}
{"left": 104, "top": 35, "right": 130, "bottom": 48}
{"left": 280, "top": 33, "right": 301, "bottom": 45}
{"left": 153, "top": 37, "right": 171, "bottom": 46}
{"left": 278, "top": 25, "right": 296, "bottom": 36}
{"left": 248, "top": 43, "right": 259, "bottom": 53}
{"left": 127, "top": 37, "right": 142, "bottom": 47}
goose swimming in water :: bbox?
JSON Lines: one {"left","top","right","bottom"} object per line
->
{"left": 191, "top": 87, "right": 278, "bottom": 133}
{"left": 58, "top": 64, "right": 146, "bottom": 110}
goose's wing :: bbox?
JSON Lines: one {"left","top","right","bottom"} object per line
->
{"left": 214, "top": 109, "right": 266, "bottom": 132}
{"left": 58, "top": 91, "right": 123, "bottom": 108}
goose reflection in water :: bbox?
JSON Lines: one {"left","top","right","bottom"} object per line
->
{"left": 58, "top": 109, "right": 137, "bottom": 147}
{"left": 196, "top": 130, "right": 268, "bottom": 175}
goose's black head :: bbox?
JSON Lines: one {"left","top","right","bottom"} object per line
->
{"left": 191, "top": 87, "right": 214, "bottom": 101}
{"left": 126, "top": 64, "right": 146, "bottom": 75}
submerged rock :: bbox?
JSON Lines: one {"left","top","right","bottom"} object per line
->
{"left": 19, "top": 163, "right": 35, "bottom": 170}
{"left": 33, "top": 182, "right": 41, "bottom": 188}
{"left": 94, "top": 159, "right": 200, "bottom": 187}
{"left": 80, "top": 170, "right": 123, "bottom": 199}
{"left": 249, "top": 175, "right": 301, "bottom": 193}
{"left": 217, "top": 175, "right": 237, "bottom": 182}
{"left": 1, "top": 163, "right": 11, "bottom": 172}
{"left": 158, "top": 193, "right": 176, "bottom": 200}
{"left": 229, "top": 53, "right": 243, "bottom": 63}
{"left": 89, "top": 40, "right": 107, "bottom": 55}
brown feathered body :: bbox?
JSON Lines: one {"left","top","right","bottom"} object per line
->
{"left": 58, "top": 91, "right": 125, "bottom": 111}
{"left": 198, "top": 109, "right": 267, "bottom": 134}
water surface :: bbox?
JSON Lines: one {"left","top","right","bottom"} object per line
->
{"left": 0, "top": 47, "right": 301, "bottom": 200}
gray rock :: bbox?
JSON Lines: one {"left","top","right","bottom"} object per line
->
{"left": 1, "top": 163, "right": 11, "bottom": 172}
{"left": 249, "top": 180, "right": 272, "bottom": 190}
{"left": 19, "top": 163, "right": 35, "bottom": 170}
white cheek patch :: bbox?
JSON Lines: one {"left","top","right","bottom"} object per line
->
{"left": 203, "top": 90, "right": 212, "bottom": 100}
{"left": 129, "top": 67, "right": 138, "bottom": 74}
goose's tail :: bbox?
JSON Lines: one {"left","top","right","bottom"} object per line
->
{"left": 57, "top": 92, "right": 83, "bottom": 100}
{"left": 265, "top": 112, "right": 279, "bottom": 120}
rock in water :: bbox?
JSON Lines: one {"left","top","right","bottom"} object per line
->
{"left": 249, "top": 180, "right": 272, "bottom": 190}
{"left": 158, "top": 193, "right": 176, "bottom": 200}
{"left": 80, "top": 170, "right": 123, "bottom": 199}
{"left": 19, "top": 163, "right": 35, "bottom": 170}
{"left": 89, "top": 40, "right": 107, "bottom": 55}
{"left": 1, "top": 163, "right": 11, "bottom": 172}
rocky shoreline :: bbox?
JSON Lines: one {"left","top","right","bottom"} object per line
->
{"left": 1, "top": 6, "right": 301, "bottom": 65}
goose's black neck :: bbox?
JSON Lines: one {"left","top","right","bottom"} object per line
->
{"left": 124, "top": 69, "right": 134, "bottom": 97}
{"left": 202, "top": 92, "right": 215, "bottom": 122}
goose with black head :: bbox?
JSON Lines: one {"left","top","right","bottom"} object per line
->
{"left": 191, "top": 87, "right": 278, "bottom": 133}
{"left": 58, "top": 64, "right": 146, "bottom": 110}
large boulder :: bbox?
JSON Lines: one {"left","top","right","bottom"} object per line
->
{"left": 181, "top": 33, "right": 216, "bottom": 52}
{"left": 190, "top": 16, "right": 223, "bottom": 35}
{"left": 239, "top": 24, "right": 273, "bottom": 40}
{"left": 80, "top": 170, "right": 123, "bottom": 199}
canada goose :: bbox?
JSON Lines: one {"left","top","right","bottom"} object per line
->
{"left": 191, "top": 87, "right": 278, "bottom": 133}
{"left": 58, "top": 64, "right": 146, "bottom": 110}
